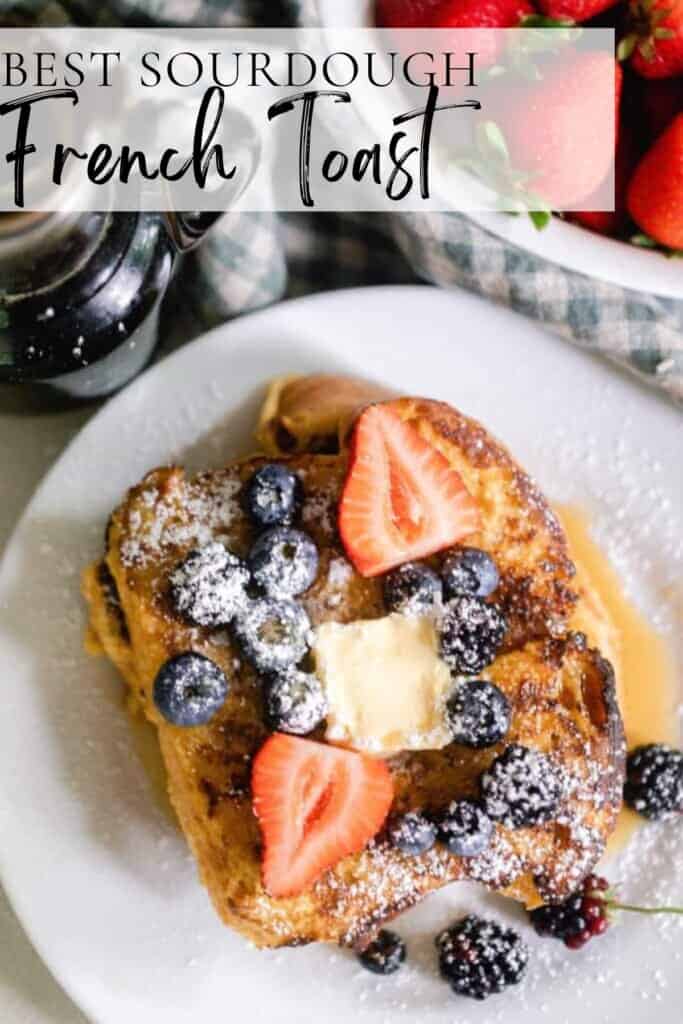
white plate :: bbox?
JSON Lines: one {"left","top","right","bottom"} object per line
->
{"left": 0, "top": 286, "right": 681, "bottom": 1024}
{"left": 314, "top": 0, "right": 683, "bottom": 300}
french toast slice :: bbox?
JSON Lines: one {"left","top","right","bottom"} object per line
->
{"left": 82, "top": 389, "right": 625, "bottom": 948}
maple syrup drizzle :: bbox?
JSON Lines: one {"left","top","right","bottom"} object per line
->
{"left": 557, "top": 506, "right": 678, "bottom": 855}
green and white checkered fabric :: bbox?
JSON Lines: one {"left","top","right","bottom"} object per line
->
{"left": 9, "top": 0, "right": 683, "bottom": 402}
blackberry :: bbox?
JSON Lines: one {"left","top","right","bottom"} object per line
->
{"left": 624, "top": 744, "right": 683, "bottom": 821}
{"left": 439, "top": 596, "right": 507, "bottom": 675}
{"left": 442, "top": 547, "right": 500, "bottom": 599}
{"left": 233, "top": 597, "right": 311, "bottom": 673}
{"left": 446, "top": 680, "right": 511, "bottom": 748}
{"left": 532, "top": 897, "right": 592, "bottom": 948}
{"left": 245, "top": 463, "right": 303, "bottom": 529}
{"left": 169, "top": 543, "right": 249, "bottom": 627}
{"left": 248, "top": 527, "right": 319, "bottom": 599}
{"left": 358, "top": 930, "right": 406, "bottom": 975}
{"left": 481, "top": 744, "right": 562, "bottom": 828}
{"left": 531, "top": 874, "right": 612, "bottom": 950}
{"left": 531, "top": 873, "right": 683, "bottom": 949}
{"left": 387, "top": 811, "right": 437, "bottom": 856}
{"left": 264, "top": 668, "right": 327, "bottom": 736}
{"left": 437, "top": 799, "right": 493, "bottom": 857}
{"left": 436, "top": 915, "right": 528, "bottom": 1000}
{"left": 383, "top": 562, "right": 443, "bottom": 616}
{"left": 153, "top": 652, "right": 229, "bottom": 727}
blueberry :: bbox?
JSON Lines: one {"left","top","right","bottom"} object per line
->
{"left": 446, "top": 680, "right": 511, "bottom": 749}
{"left": 437, "top": 800, "right": 493, "bottom": 857}
{"left": 153, "top": 652, "right": 229, "bottom": 727}
{"left": 442, "top": 548, "right": 500, "bottom": 600}
{"left": 264, "top": 668, "right": 327, "bottom": 735}
{"left": 383, "top": 562, "right": 443, "bottom": 616}
{"left": 388, "top": 811, "right": 437, "bottom": 856}
{"left": 358, "top": 930, "right": 406, "bottom": 975}
{"left": 248, "top": 527, "right": 319, "bottom": 598}
{"left": 245, "top": 464, "right": 303, "bottom": 529}
{"left": 233, "top": 597, "right": 311, "bottom": 673}
{"left": 481, "top": 744, "right": 563, "bottom": 828}
{"left": 439, "top": 596, "right": 507, "bottom": 675}
{"left": 169, "top": 542, "right": 250, "bottom": 627}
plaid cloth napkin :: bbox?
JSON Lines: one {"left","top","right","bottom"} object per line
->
{"left": 18, "top": 0, "right": 683, "bottom": 403}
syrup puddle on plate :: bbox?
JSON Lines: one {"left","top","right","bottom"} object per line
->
{"left": 557, "top": 505, "right": 679, "bottom": 856}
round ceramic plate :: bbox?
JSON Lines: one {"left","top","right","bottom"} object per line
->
{"left": 314, "top": 0, "right": 683, "bottom": 300}
{"left": 0, "top": 286, "right": 681, "bottom": 1024}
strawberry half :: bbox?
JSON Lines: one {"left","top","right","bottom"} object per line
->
{"left": 252, "top": 734, "right": 394, "bottom": 899}
{"left": 339, "top": 404, "right": 479, "bottom": 577}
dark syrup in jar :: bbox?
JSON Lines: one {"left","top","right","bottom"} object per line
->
{"left": 0, "top": 212, "right": 175, "bottom": 404}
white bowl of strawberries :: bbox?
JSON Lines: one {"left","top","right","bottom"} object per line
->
{"left": 316, "top": 0, "right": 683, "bottom": 299}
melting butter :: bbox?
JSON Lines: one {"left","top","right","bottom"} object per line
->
{"left": 313, "top": 612, "right": 453, "bottom": 756}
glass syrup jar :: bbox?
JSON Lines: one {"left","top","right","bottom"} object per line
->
{"left": 0, "top": 211, "right": 227, "bottom": 403}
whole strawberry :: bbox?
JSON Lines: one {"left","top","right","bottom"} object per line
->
{"left": 537, "top": 0, "right": 620, "bottom": 22}
{"left": 496, "top": 52, "right": 622, "bottom": 207}
{"left": 570, "top": 125, "right": 639, "bottom": 236}
{"left": 376, "top": 0, "right": 532, "bottom": 69}
{"left": 425, "top": 0, "right": 534, "bottom": 66}
{"left": 376, "top": 0, "right": 444, "bottom": 26}
{"left": 620, "top": 0, "right": 683, "bottom": 79}
{"left": 429, "top": 0, "right": 534, "bottom": 29}
{"left": 627, "top": 113, "right": 683, "bottom": 249}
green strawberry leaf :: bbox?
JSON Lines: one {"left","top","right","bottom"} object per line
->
{"left": 454, "top": 128, "right": 553, "bottom": 223}
{"left": 476, "top": 121, "right": 511, "bottom": 166}
{"left": 617, "top": 35, "right": 637, "bottom": 60}
{"left": 520, "top": 13, "right": 576, "bottom": 27}
{"left": 529, "top": 210, "right": 553, "bottom": 230}
{"left": 630, "top": 232, "right": 659, "bottom": 248}
{"left": 496, "top": 18, "right": 582, "bottom": 81}
{"left": 630, "top": 233, "right": 683, "bottom": 257}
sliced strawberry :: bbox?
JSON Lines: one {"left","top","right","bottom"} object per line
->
{"left": 339, "top": 404, "right": 479, "bottom": 577}
{"left": 252, "top": 734, "right": 394, "bottom": 899}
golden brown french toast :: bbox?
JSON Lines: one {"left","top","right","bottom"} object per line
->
{"left": 82, "top": 385, "right": 625, "bottom": 949}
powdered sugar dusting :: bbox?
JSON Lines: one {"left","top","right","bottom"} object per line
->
{"left": 328, "top": 557, "right": 353, "bottom": 589}
{"left": 120, "top": 476, "right": 242, "bottom": 568}
{"left": 169, "top": 542, "right": 249, "bottom": 627}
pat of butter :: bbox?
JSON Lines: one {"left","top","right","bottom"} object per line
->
{"left": 313, "top": 613, "right": 453, "bottom": 756}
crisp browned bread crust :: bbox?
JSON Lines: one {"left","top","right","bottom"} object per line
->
{"left": 82, "top": 390, "right": 625, "bottom": 948}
